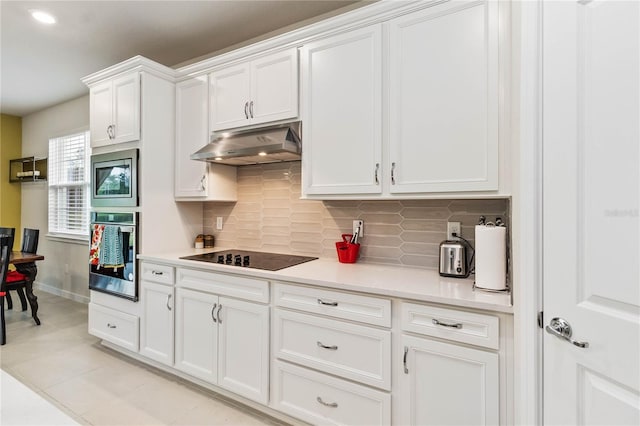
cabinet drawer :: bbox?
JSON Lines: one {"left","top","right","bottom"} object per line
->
{"left": 141, "top": 262, "right": 175, "bottom": 285}
{"left": 88, "top": 303, "right": 139, "bottom": 352}
{"left": 177, "top": 268, "right": 269, "bottom": 303}
{"left": 401, "top": 302, "right": 499, "bottom": 350}
{"left": 272, "top": 360, "right": 390, "bottom": 426}
{"left": 274, "top": 282, "right": 391, "bottom": 327}
{"left": 274, "top": 310, "right": 391, "bottom": 390}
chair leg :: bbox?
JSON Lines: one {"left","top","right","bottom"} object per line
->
{"left": 16, "top": 288, "right": 27, "bottom": 311}
{"left": 5, "top": 292, "right": 12, "bottom": 310}
{"left": 1, "top": 295, "right": 6, "bottom": 345}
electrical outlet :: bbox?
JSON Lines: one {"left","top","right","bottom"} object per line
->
{"left": 353, "top": 220, "right": 364, "bottom": 237}
{"left": 447, "top": 222, "right": 461, "bottom": 240}
{"left": 216, "top": 217, "right": 223, "bottom": 230}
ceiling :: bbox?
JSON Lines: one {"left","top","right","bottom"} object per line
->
{"left": 0, "top": 0, "right": 366, "bottom": 117}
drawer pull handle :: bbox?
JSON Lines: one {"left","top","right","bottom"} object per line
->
{"left": 317, "top": 299, "right": 338, "bottom": 307}
{"left": 211, "top": 303, "right": 217, "bottom": 323}
{"left": 317, "top": 397, "right": 338, "bottom": 408}
{"left": 107, "top": 323, "right": 117, "bottom": 329}
{"left": 317, "top": 341, "right": 338, "bottom": 351}
{"left": 403, "top": 346, "right": 408, "bottom": 374}
{"left": 432, "top": 318, "right": 463, "bottom": 329}
{"left": 151, "top": 271, "right": 164, "bottom": 275}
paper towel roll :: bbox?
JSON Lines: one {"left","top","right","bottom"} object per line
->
{"left": 475, "top": 225, "right": 507, "bottom": 290}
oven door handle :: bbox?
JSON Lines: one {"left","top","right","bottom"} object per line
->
{"left": 118, "top": 226, "right": 135, "bottom": 233}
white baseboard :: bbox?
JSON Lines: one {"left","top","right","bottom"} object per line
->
{"left": 33, "top": 281, "right": 90, "bottom": 304}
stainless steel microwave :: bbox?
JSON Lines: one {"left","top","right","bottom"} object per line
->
{"left": 90, "top": 149, "right": 138, "bottom": 207}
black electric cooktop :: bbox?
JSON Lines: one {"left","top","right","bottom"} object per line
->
{"left": 180, "top": 250, "right": 317, "bottom": 271}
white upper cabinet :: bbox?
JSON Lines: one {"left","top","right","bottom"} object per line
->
{"left": 89, "top": 72, "right": 141, "bottom": 147}
{"left": 388, "top": 1, "right": 499, "bottom": 193}
{"left": 301, "top": 24, "right": 383, "bottom": 195}
{"left": 175, "top": 77, "right": 237, "bottom": 201}
{"left": 301, "top": 0, "right": 506, "bottom": 199}
{"left": 209, "top": 48, "right": 298, "bottom": 132}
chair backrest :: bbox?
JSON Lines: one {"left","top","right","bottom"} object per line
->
{"left": 0, "top": 228, "right": 15, "bottom": 252}
{"left": 0, "top": 236, "right": 11, "bottom": 289}
{"left": 21, "top": 228, "right": 39, "bottom": 254}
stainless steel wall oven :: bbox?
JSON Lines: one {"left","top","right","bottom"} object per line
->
{"left": 89, "top": 212, "right": 138, "bottom": 301}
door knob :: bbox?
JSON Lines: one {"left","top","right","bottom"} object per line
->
{"left": 545, "top": 317, "right": 589, "bottom": 348}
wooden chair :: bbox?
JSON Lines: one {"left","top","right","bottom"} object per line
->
{"left": 0, "top": 235, "right": 12, "bottom": 345}
{"left": 4, "top": 229, "right": 39, "bottom": 311}
{"left": 0, "top": 227, "right": 18, "bottom": 310}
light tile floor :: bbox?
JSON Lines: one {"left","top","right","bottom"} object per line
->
{"left": 0, "top": 292, "right": 286, "bottom": 426}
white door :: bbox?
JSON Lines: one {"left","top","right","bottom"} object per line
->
{"left": 300, "top": 24, "right": 383, "bottom": 196}
{"left": 543, "top": 1, "right": 640, "bottom": 424}
{"left": 89, "top": 80, "right": 113, "bottom": 147}
{"left": 140, "top": 281, "right": 174, "bottom": 366}
{"left": 217, "top": 297, "right": 269, "bottom": 404}
{"left": 400, "top": 335, "right": 499, "bottom": 425}
{"left": 112, "top": 72, "right": 140, "bottom": 144}
{"left": 387, "top": 0, "right": 499, "bottom": 193}
{"left": 175, "top": 77, "right": 209, "bottom": 198}
{"left": 209, "top": 63, "right": 251, "bottom": 131}
{"left": 174, "top": 288, "right": 219, "bottom": 384}
{"left": 250, "top": 49, "right": 298, "bottom": 125}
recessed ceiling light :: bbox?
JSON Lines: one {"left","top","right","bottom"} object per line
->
{"left": 30, "top": 9, "right": 56, "bottom": 25}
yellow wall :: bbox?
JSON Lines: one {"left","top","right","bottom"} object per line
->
{"left": 0, "top": 114, "right": 22, "bottom": 249}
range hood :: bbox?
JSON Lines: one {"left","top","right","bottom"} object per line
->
{"left": 191, "top": 121, "right": 302, "bottom": 166}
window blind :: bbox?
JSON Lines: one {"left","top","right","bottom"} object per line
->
{"left": 48, "top": 131, "right": 90, "bottom": 239}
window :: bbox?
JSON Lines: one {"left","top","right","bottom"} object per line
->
{"left": 48, "top": 130, "right": 90, "bottom": 240}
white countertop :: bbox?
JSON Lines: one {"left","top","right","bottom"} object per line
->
{"left": 138, "top": 249, "right": 513, "bottom": 314}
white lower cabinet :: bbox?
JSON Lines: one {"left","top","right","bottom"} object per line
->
{"left": 272, "top": 283, "right": 392, "bottom": 425}
{"left": 175, "top": 274, "right": 270, "bottom": 404}
{"left": 273, "top": 360, "right": 391, "bottom": 426}
{"left": 88, "top": 302, "right": 139, "bottom": 352}
{"left": 140, "top": 281, "right": 174, "bottom": 366}
{"left": 140, "top": 262, "right": 175, "bottom": 366}
{"left": 400, "top": 335, "right": 499, "bottom": 426}
{"left": 175, "top": 287, "right": 218, "bottom": 382}
{"left": 398, "top": 302, "right": 502, "bottom": 426}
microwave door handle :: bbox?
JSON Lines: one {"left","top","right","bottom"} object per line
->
{"left": 119, "top": 226, "right": 135, "bottom": 233}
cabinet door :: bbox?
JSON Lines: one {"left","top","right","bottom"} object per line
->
{"left": 400, "top": 335, "right": 499, "bottom": 425}
{"left": 89, "top": 80, "right": 113, "bottom": 147}
{"left": 388, "top": 1, "right": 499, "bottom": 193}
{"left": 175, "top": 288, "right": 218, "bottom": 383}
{"left": 301, "top": 25, "right": 383, "bottom": 196}
{"left": 217, "top": 297, "right": 269, "bottom": 404}
{"left": 209, "top": 63, "right": 251, "bottom": 131}
{"left": 175, "top": 77, "right": 209, "bottom": 198}
{"left": 112, "top": 72, "right": 141, "bottom": 144}
{"left": 140, "top": 281, "right": 174, "bottom": 366}
{"left": 250, "top": 48, "right": 298, "bottom": 125}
